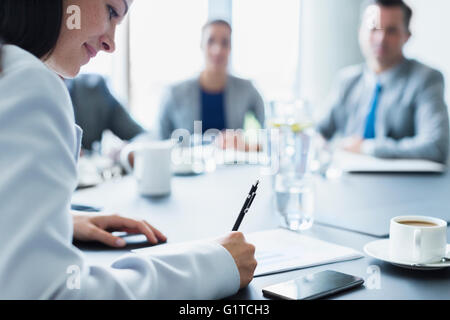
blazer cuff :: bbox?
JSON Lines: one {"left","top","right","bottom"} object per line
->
{"left": 115, "top": 239, "right": 241, "bottom": 299}
{"left": 207, "top": 241, "right": 241, "bottom": 297}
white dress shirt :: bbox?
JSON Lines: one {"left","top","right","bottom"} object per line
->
{"left": 0, "top": 45, "right": 240, "bottom": 299}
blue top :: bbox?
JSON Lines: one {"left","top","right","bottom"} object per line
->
{"left": 201, "top": 88, "right": 226, "bottom": 133}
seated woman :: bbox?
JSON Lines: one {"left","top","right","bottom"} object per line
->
{"left": 157, "top": 19, "right": 265, "bottom": 144}
{"left": 0, "top": 0, "right": 256, "bottom": 299}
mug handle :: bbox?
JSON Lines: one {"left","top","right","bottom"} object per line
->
{"left": 120, "top": 143, "right": 138, "bottom": 174}
{"left": 413, "top": 229, "right": 422, "bottom": 262}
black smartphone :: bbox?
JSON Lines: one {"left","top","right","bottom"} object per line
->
{"left": 71, "top": 204, "right": 102, "bottom": 212}
{"left": 262, "top": 270, "right": 364, "bottom": 300}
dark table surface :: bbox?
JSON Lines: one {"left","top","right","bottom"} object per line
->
{"left": 72, "top": 165, "right": 450, "bottom": 300}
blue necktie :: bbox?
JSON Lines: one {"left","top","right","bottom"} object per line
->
{"left": 363, "top": 82, "right": 382, "bottom": 139}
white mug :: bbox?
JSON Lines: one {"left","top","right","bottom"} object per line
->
{"left": 389, "top": 215, "right": 447, "bottom": 264}
{"left": 120, "top": 140, "right": 175, "bottom": 196}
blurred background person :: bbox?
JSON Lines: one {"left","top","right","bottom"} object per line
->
{"left": 157, "top": 19, "right": 265, "bottom": 149}
{"left": 316, "top": 0, "right": 449, "bottom": 164}
{"left": 66, "top": 74, "right": 147, "bottom": 170}
{"left": 66, "top": 74, "right": 145, "bottom": 152}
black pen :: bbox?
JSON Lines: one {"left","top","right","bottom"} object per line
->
{"left": 232, "top": 180, "right": 259, "bottom": 231}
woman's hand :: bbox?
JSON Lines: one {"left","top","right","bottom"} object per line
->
{"left": 218, "top": 232, "right": 257, "bottom": 289}
{"left": 72, "top": 211, "right": 167, "bottom": 248}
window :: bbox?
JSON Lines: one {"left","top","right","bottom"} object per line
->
{"left": 231, "top": 0, "right": 301, "bottom": 102}
{"left": 80, "top": 0, "right": 302, "bottom": 130}
{"left": 129, "top": 0, "right": 209, "bottom": 128}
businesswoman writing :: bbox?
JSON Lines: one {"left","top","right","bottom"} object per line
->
{"left": 0, "top": 0, "right": 256, "bottom": 299}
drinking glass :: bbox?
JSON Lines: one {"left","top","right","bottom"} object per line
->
{"left": 274, "top": 173, "right": 315, "bottom": 231}
{"left": 264, "top": 99, "right": 315, "bottom": 177}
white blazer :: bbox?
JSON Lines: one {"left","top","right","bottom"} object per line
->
{"left": 0, "top": 45, "right": 240, "bottom": 299}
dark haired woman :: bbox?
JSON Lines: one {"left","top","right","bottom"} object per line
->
{"left": 0, "top": 0, "right": 256, "bottom": 299}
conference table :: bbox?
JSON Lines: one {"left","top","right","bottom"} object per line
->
{"left": 72, "top": 164, "right": 450, "bottom": 300}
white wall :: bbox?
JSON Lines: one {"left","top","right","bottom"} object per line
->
{"left": 404, "top": 0, "right": 450, "bottom": 105}
{"left": 208, "top": 0, "right": 232, "bottom": 21}
{"left": 299, "top": 0, "right": 365, "bottom": 117}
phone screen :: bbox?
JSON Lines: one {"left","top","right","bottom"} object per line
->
{"left": 262, "top": 270, "right": 364, "bottom": 300}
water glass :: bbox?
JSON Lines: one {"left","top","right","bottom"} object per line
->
{"left": 264, "top": 99, "right": 315, "bottom": 176}
{"left": 274, "top": 174, "right": 315, "bottom": 231}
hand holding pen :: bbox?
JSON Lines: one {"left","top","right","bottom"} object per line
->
{"left": 222, "top": 179, "right": 259, "bottom": 287}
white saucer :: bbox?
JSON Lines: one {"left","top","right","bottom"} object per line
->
{"left": 363, "top": 239, "right": 450, "bottom": 270}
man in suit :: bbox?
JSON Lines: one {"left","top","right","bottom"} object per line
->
{"left": 66, "top": 73, "right": 145, "bottom": 151}
{"left": 317, "top": 0, "right": 449, "bottom": 164}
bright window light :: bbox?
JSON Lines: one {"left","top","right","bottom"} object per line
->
{"left": 231, "top": 0, "right": 301, "bottom": 102}
{"left": 129, "top": 0, "right": 209, "bottom": 128}
{"left": 78, "top": 0, "right": 302, "bottom": 131}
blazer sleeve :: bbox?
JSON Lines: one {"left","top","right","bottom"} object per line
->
{"left": 0, "top": 68, "right": 240, "bottom": 299}
{"left": 249, "top": 82, "right": 265, "bottom": 127}
{"left": 316, "top": 74, "right": 344, "bottom": 140}
{"left": 93, "top": 77, "right": 146, "bottom": 141}
{"left": 371, "top": 71, "right": 450, "bottom": 164}
{"left": 156, "top": 87, "right": 176, "bottom": 140}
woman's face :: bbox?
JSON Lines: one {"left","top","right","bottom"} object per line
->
{"left": 201, "top": 24, "right": 231, "bottom": 74}
{"left": 46, "top": 0, "right": 133, "bottom": 78}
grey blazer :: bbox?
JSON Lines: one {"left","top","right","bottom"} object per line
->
{"left": 318, "top": 59, "right": 450, "bottom": 164}
{"left": 66, "top": 74, "right": 145, "bottom": 150}
{"left": 157, "top": 74, "right": 265, "bottom": 139}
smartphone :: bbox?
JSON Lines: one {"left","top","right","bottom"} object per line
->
{"left": 71, "top": 204, "right": 102, "bottom": 212}
{"left": 262, "top": 270, "right": 364, "bottom": 300}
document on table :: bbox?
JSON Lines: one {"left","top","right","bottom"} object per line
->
{"left": 132, "top": 228, "right": 363, "bottom": 277}
{"left": 246, "top": 228, "right": 363, "bottom": 276}
{"left": 333, "top": 150, "right": 446, "bottom": 173}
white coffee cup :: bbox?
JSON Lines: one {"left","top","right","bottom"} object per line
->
{"left": 389, "top": 215, "right": 448, "bottom": 264}
{"left": 120, "top": 140, "right": 175, "bottom": 196}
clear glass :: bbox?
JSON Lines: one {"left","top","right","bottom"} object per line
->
{"left": 309, "top": 136, "right": 342, "bottom": 180}
{"left": 264, "top": 99, "right": 315, "bottom": 177}
{"left": 274, "top": 174, "right": 315, "bottom": 231}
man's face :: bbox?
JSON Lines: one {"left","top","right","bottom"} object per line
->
{"left": 359, "top": 4, "right": 411, "bottom": 69}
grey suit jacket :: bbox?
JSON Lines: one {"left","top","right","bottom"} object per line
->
{"left": 66, "top": 74, "right": 145, "bottom": 150}
{"left": 157, "top": 74, "right": 265, "bottom": 139}
{"left": 318, "top": 58, "right": 449, "bottom": 164}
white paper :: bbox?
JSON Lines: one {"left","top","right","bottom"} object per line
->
{"left": 132, "top": 228, "right": 363, "bottom": 277}
{"left": 246, "top": 228, "right": 363, "bottom": 276}
{"left": 333, "top": 150, "right": 445, "bottom": 173}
